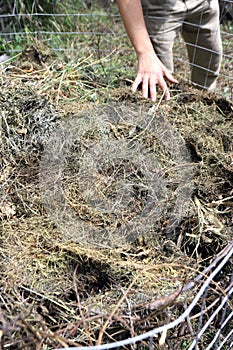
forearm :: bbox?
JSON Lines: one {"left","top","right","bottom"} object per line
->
{"left": 116, "top": 0, "right": 155, "bottom": 57}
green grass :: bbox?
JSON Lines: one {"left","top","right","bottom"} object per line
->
{"left": 1, "top": 2, "right": 232, "bottom": 100}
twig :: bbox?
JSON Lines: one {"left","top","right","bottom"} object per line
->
{"left": 149, "top": 286, "right": 182, "bottom": 311}
{"left": 137, "top": 285, "right": 183, "bottom": 312}
{"left": 97, "top": 277, "right": 137, "bottom": 345}
{"left": 73, "top": 264, "right": 93, "bottom": 346}
{"left": 123, "top": 288, "right": 136, "bottom": 347}
{"left": 56, "top": 68, "right": 66, "bottom": 105}
{"left": 19, "top": 286, "right": 75, "bottom": 314}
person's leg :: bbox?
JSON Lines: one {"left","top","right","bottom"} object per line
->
{"left": 182, "top": 0, "right": 222, "bottom": 90}
{"left": 142, "top": 0, "right": 186, "bottom": 72}
{"left": 148, "top": 23, "right": 177, "bottom": 73}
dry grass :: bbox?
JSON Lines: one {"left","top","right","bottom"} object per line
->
{"left": 0, "top": 41, "right": 232, "bottom": 349}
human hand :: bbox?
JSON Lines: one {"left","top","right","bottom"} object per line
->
{"left": 132, "top": 51, "right": 178, "bottom": 101}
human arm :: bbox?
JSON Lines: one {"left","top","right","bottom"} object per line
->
{"left": 117, "top": 0, "right": 178, "bottom": 101}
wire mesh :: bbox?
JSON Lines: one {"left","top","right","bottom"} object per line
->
{"left": 0, "top": 0, "right": 232, "bottom": 99}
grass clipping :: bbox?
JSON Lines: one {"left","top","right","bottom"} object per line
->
{"left": 0, "top": 57, "right": 233, "bottom": 349}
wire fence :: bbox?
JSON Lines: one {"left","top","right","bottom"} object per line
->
{"left": 0, "top": 0, "right": 232, "bottom": 99}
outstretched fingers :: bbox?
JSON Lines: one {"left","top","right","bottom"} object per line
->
{"left": 132, "top": 73, "right": 171, "bottom": 102}
{"left": 132, "top": 68, "right": 179, "bottom": 102}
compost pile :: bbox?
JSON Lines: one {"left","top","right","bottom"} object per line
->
{"left": 0, "top": 49, "right": 232, "bottom": 349}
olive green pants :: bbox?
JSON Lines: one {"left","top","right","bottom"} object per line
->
{"left": 141, "top": 0, "right": 222, "bottom": 89}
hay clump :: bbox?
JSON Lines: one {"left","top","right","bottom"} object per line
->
{"left": 0, "top": 61, "right": 232, "bottom": 348}
{"left": 1, "top": 216, "right": 198, "bottom": 348}
{"left": 0, "top": 84, "right": 60, "bottom": 220}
